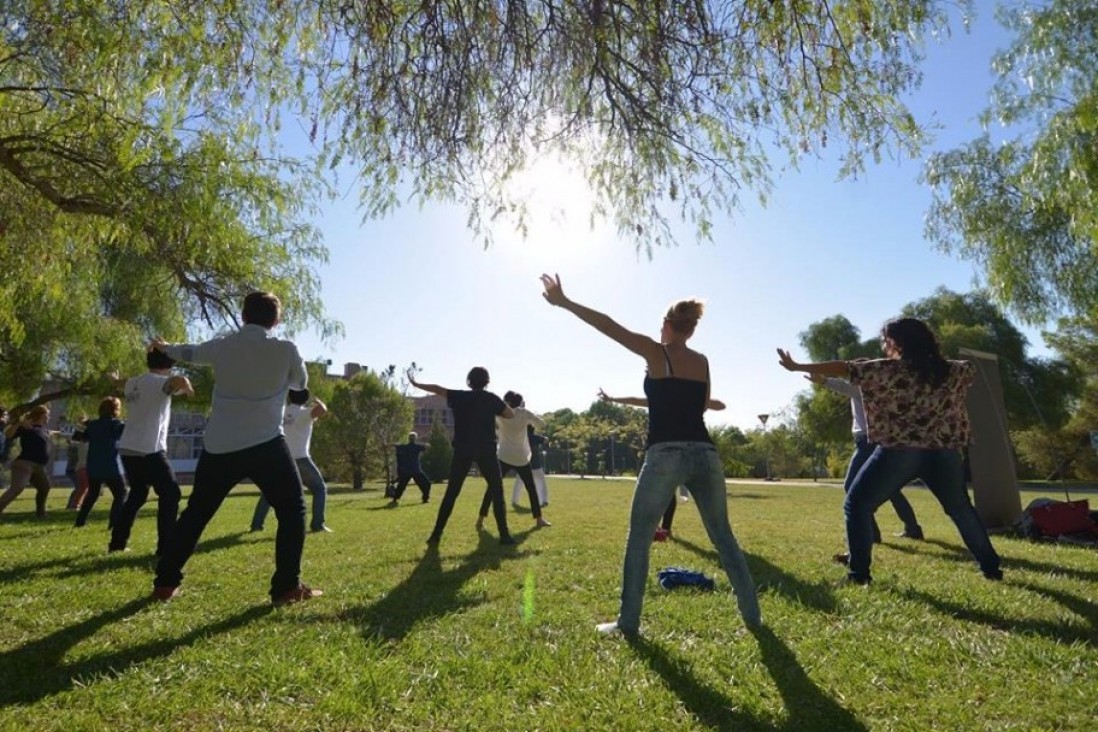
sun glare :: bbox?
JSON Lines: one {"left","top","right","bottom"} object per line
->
{"left": 493, "top": 154, "right": 611, "bottom": 270}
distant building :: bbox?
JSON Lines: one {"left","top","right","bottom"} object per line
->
{"left": 410, "top": 394, "right": 453, "bottom": 442}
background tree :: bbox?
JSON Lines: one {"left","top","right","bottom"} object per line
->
{"left": 1012, "top": 316, "right": 1098, "bottom": 480}
{"left": 0, "top": 4, "right": 337, "bottom": 411}
{"left": 312, "top": 369, "right": 412, "bottom": 490}
{"left": 421, "top": 417, "right": 454, "bottom": 484}
{"left": 924, "top": 0, "right": 1098, "bottom": 321}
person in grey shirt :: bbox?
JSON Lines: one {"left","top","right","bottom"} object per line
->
{"left": 151, "top": 291, "right": 322, "bottom": 606}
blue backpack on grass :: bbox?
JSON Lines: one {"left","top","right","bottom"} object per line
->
{"left": 657, "top": 567, "right": 716, "bottom": 591}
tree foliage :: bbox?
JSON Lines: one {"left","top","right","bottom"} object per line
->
{"left": 0, "top": 4, "right": 336, "bottom": 409}
{"left": 6, "top": 1, "right": 953, "bottom": 258}
{"left": 924, "top": 0, "right": 1098, "bottom": 321}
{"left": 312, "top": 369, "right": 413, "bottom": 489}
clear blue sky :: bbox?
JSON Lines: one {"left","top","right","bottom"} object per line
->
{"left": 291, "top": 3, "right": 1042, "bottom": 432}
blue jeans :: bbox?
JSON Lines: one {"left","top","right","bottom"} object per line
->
{"left": 618, "top": 442, "right": 760, "bottom": 633}
{"left": 845, "top": 446, "right": 1001, "bottom": 583}
{"left": 251, "top": 457, "right": 327, "bottom": 531}
{"left": 845, "top": 435, "right": 922, "bottom": 540}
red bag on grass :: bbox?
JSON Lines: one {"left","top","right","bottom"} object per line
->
{"left": 1028, "top": 500, "right": 1096, "bottom": 537}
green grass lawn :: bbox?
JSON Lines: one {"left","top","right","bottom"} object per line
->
{"left": 0, "top": 479, "right": 1094, "bottom": 731}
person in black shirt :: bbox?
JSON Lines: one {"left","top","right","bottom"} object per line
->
{"left": 391, "top": 432, "right": 431, "bottom": 505}
{"left": 408, "top": 367, "right": 516, "bottom": 546}
{"left": 0, "top": 405, "right": 58, "bottom": 517}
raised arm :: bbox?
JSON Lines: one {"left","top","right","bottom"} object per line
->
{"left": 541, "top": 274, "right": 659, "bottom": 358}
{"left": 406, "top": 370, "right": 448, "bottom": 397}
{"left": 310, "top": 399, "right": 328, "bottom": 419}
{"left": 777, "top": 348, "right": 850, "bottom": 379}
{"left": 598, "top": 388, "right": 649, "bottom": 408}
{"left": 151, "top": 337, "right": 215, "bottom": 365}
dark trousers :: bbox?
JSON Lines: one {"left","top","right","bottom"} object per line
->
{"left": 845, "top": 435, "right": 922, "bottom": 540}
{"left": 155, "top": 437, "right": 306, "bottom": 598}
{"left": 479, "top": 460, "right": 541, "bottom": 519}
{"left": 75, "top": 473, "right": 128, "bottom": 528}
{"left": 845, "top": 445, "right": 1000, "bottom": 583}
{"left": 394, "top": 469, "right": 431, "bottom": 502}
{"left": 112, "top": 452, "right": 182, "bottom": 555}
{"left": 430, "top": 445, "right": 511, "bottom": 541}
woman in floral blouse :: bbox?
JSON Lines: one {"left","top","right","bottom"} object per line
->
{"left": 778, "top": 317, "right": 1002, "bottom": 585}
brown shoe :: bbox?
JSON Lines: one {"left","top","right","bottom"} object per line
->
{"left": 272, "top": 584, "right": 324, "bottom": 606}
{"left": 151, "top": 586, "right": 180, "bottom": 602}
{"left": 832, "top": 553, "right": 850, "bottom": 566}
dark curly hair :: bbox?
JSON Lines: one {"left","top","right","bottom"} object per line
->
{"left": 881, "top": 317, "right": 950, "bottom": 388}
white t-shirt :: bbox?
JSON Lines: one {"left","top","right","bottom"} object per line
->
{"left": 282, "top": 404, "right": 315, "bottom": 460}
{"left": 497, "top": 407, "right": 544, "bottom": 466}
{"left": 117, "top": 372, "right": 173, "bottom": 455}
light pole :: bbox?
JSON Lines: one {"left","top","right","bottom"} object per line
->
{"left": 758, "top": 413, "right": 771, "bottom": 481}
{"left": 609, "top": 432, "right": 617, "bottom": 476}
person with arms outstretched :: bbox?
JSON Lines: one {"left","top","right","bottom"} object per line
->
{"left": 541, "top": 274, "right": 759, "bottom": 636}
{"left": 390, "top": 432, "right": 432, "bottom": 506}
{"left": 151, "top": 291, "right": 321, "bottom": 605}
{"left": 408, "top": 367, "right": 517, "bottom": 546}
{"left": 778, "top": 316, "right": 1001, "bottom": 585}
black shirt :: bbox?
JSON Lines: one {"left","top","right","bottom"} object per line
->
{"left": 447, "top": 389, "right": 507, "bottom": 452}
{"left": 643, "top": 375, "right": 712, "bottom": 447}
{"left": 395, "top": 443, "right": 426, "bottom": 474}
{"left": 14, "top": 424, "right": 51, "bottom": 465}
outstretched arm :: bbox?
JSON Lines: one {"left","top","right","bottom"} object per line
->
{"left": 599, "top": 388, "right": 649, "bottom": 408}
{"left": 406, "top": 370, "right": 448, "bottom": 397}
{"left": 541, "top": 274, "right": 659, "bottom": 358}
{"left": 777, "top": 348, "right": 850, "bottom": 379}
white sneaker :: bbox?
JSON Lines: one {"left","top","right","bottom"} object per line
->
{"left": 596, "top": 621, "right": 621, "bottom": 634}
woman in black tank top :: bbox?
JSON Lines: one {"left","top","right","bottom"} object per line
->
{"left": 541, "top": 274, "right": 760, "bottom": 636}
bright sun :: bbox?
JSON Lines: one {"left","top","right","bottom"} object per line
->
{"left": 493, "top": 154, "right": 611, "bottom": 269}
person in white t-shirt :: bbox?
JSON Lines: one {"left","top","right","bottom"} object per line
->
{"left": 250, "top": 388, "right": 331, "bottom": 533}
{"left": 109, "top": 349, "right": 194, "bottom": 555}
{"left": 477, "top": 391, "right": 551, "bottom": 529}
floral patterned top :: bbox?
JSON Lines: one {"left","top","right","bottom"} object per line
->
{"left": 848, "top": 358, "right": 975, "bottom": 449}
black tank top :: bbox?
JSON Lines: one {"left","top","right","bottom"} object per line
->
{"left": 643, "top": 347, "right": 712, "bottom": 447}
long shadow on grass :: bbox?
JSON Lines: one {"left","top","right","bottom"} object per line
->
{"left": 627, "top": 627, "right": 867, "bottom": 731}
{"left": 344, "top": 529, "right": 533, "bottom": 641}
{"left": 888, "top": 538, "right": 1098, "bottom": 582}
{"left": 0, "top": 531, "right": 251, "bottom": 585}
{"left": 892, "top": 585, "right": 1098, "bottom": 647}
{"left": 0, "top": 598, "right": 271, "bottom": 706}
{"left": 51, "top": 531, "right": 252, "bottom": 581}
{"left": 674, "top": 537, "right": 839, "bottom": 614}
